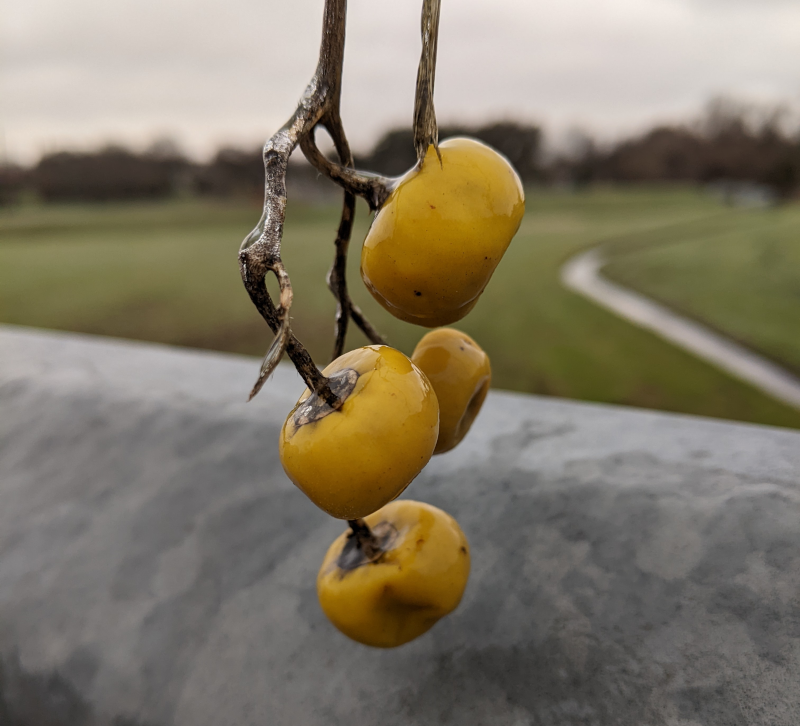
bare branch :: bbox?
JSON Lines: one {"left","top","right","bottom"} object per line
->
{"left": 414, "top": 0, "right": 442, "bottom": 164}
{"left": 239, "top": 0, "right": 394, "bottom": 397}
{"left": 239, "top": 253, "right": 340, "bottom": 404}
{"left": 239, "top": 0, "right": 349, "bottom": 402}
{"left": 300, "top": 129, "right": 392, "bottom": 212}
{"left": 316, "top": 114, "right": 388, "bottom": 354}
{"left": 251, "top": 263, "right": 293, "bottom": 398}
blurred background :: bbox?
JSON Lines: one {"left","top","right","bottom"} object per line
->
{"left": 2, "top": 0, "right": 800, "bottom": 428}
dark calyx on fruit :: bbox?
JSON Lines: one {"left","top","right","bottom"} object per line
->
{"left": 292, "top": 368, "right": 359, "bottom": 427}
{"left": 337, "top": 520, "right": 398, "bottom": 573}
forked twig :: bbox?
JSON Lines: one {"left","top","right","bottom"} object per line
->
{"left": 298, "top": 0, "right": 441, "bottom": 360}
{"left": 240, "top": 0, "right": 441, "bottom": 408}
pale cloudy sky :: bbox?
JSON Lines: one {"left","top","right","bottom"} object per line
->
{"left": 2, "top": 0, "right": 799, "bottom": 163}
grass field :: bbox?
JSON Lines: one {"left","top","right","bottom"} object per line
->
{"left": 2, "top": 188, "right": 800, "bottom": 429}
{"left": 603, "top": 204, "right": 800, "bottom": 377}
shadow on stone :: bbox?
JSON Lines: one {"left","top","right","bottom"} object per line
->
{"left": 0, "top": 652, "right": 156, "bottom": 726}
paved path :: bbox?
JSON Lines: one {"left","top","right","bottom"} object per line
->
{"left": 561, "top": 247, "right": 800, "bottom": 410}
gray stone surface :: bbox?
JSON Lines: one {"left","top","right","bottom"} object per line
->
{"left": 1, "top": 324, "right": 799, "bottom": 726}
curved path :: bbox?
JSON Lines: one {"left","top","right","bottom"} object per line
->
{"left": 561, "top": 247, "right": 800, "bottom": 410}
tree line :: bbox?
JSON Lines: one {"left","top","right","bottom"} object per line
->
{"left": 1, "top": 100, "right": 797, "bottom": 205}
{"left": 556, "top": 99, "right": 800, "bottom": 199}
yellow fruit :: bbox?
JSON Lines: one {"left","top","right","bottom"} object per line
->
{"left": 361, "top": 137, "right": 525, "bottom": 327}
{"left": 279, "top": 345, "right": 439, "bottom": 520}
{"left": 317, "top": 500, "right": 470, "bottom": 647}
{"left": 412, "top": 328, "right": 491, "bottom": 454}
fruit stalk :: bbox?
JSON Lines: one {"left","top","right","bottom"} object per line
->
{"left": 300, "top": 120, "right": 388, "bottom": 358}
{"left": 343, "top": 518, "right": 392, "bottom": 567}
{"left": 347, "top": 518, "right": 376, "bottom": 550}
{"left": 300, "top": 0, "right": 443, "bottom": 194}
{"left": 413, "top": 0, "right": 441, "bottom": 164}
{"left": 306, "top": 11, "right": 388, "bottom": 359}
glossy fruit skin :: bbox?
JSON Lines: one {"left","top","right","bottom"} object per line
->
{"left": 361, "top": 137, "right": 525, "bottom": 327}
{"left": 279, "top": 346, "right": 439, "bottom": 520}
{"left": 412, "top": 328, "right": 491, "bottom": 454}
{"left": 317, "top": 500, "right": 470, "bottom": 648}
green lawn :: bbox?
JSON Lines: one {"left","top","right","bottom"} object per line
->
{"left": 2, "top": 189, "right": 800, "bottom": 429}
{"left": 603, "top": 204, "right": 800, "bottom": 377}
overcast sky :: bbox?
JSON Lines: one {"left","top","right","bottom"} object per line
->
{"left": 2, "top": 0, "right": 799, "bottom": 163}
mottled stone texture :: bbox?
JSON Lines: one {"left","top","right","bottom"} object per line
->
{"left": 1, "top": 326, "right": 799, "bottom": 726}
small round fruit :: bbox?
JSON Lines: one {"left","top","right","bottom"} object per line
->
{"left": 361, "top": 137, "right": 525, "bottom": 327}
{"left": 412, "top": 328, "right": 491, "bottom": 454}
{"left": 279, "top": 345, "right": 439, "bottom": 520}
{"left": 317, "top": 500, "right": 470, "bottom": 648}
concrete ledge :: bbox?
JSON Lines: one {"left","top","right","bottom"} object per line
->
{"left": 1, "top": 326, "right": 799, "bottom": 725}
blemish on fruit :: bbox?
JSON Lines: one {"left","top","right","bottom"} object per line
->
{"left": 414, "top": 290, "right": 422, "bottom": 296}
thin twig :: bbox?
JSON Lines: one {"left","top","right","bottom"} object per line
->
{"left": 328, "top": 190, "right": 356, "bottom": 360}
{"left": 303, "top": 117, "right": 387, "bottom": 356}
{"left": 301, "top": 130, "right": 392, "bottom": 212}
{"left": 414, "top": 0, "right": 441, "bottom": 164}
{"left": 239, "top": 0, "right": 348, "bottom": 402}
{"left": 239, "top": 259, "right": 338, "bottom": 402}
{"left": 348, "top": 303, "right": 387, "bottom": 345}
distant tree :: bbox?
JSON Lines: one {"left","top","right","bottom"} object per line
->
{"left": 358, "top": 122, "right": 542, "bottom": 182}
{"left": 194, "top": 147, "right": 337, "bottom": 202}
{"left": 0, "top": 164, "right": 26, "bottom": 205}
{"left": 551, "top": 97, "right": 800, "bottom": 201}
{"left": 471, "top": 122, "right": 541, "bottom": 181}
{"left": 558, "top": 129, "right": 600, "bottom": 187}
{"left": 603, "top": 127, "right": 705, "bottom": 182}
{"left": 355, "top": 129, "right": 417, "bottom": 177}
{"left": 195, "top": 147, "right": 264, "bottom": 197}
{"left": 697, "top": 98, "right": 800, "bottom": 197}
{"left": 33, "top": 146, "right": 190, "bottom": 202}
